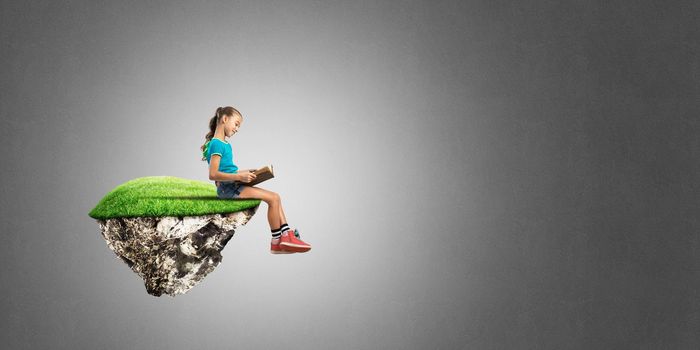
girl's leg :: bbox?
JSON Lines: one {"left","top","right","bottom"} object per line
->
{"left": 236, "top": 186, "right": 282, "bottom": 229}
{"left": 243, "top": 186, "right": 287, "bottom": 226}
{"left": 277, "top": 197, "right": 287, "bottom": 225}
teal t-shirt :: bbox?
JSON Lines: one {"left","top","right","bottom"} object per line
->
{"left": 205, "top": 138, "right": 238, "bottom": 174}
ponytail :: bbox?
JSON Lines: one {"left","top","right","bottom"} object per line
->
{"left": 200, "top": 106, "right": 243, "bottom": 161}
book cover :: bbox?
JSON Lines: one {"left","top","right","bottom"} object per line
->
{"left": 246, "top": 164, "right": 274, "bottom": 186}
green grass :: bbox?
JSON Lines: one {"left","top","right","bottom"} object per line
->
{"left": 88, "top": 176, "right": 261, "bottom": 220}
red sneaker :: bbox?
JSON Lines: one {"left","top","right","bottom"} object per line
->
{"left": 280, "top": 229, "right": 311, "bottom": 253}
{"left": 270, "top": 238, "right": 294, "bottom": 254}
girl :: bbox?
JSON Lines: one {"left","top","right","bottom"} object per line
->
{"left": 201, "top": 106, "right": 311, "bottom": 254}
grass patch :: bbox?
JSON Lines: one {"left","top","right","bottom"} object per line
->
{"left": 88, "top": 176, "right": 261, "bottom": 220}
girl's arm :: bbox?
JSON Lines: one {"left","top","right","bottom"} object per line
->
{"left": 208, "top": 155, "right": 240, "bottom": 182}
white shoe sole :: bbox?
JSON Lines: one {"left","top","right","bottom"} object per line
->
{"left": 279, "top": 242, "right": 311, "bottom": 252}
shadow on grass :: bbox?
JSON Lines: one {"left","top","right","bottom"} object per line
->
{"left": 141, "top": 196, "right": 261, "bottom": 202}
{"left": 141, "top": 195, "right": 221, "bottom": 200}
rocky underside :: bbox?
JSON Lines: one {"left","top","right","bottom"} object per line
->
{"left": 95, "top": 206, "right": 258, "bottom": 297}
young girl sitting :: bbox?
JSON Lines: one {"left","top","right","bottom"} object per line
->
{"left": 200, "top": 106, "right": 311, "bottom": 254}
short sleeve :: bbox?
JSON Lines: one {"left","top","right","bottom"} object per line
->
{"left": 207, "top": 139, "right": 225, "bottom": 160}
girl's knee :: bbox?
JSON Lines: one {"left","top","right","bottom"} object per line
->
{"left": 264, "top": 192, "right": 280, "bottom": 204}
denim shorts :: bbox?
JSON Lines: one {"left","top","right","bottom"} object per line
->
{"left": 215, "top": 181, "right": 247, "bottom": 199}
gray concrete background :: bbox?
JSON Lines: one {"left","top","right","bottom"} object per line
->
{"left": 1, "top": 0, "right": 699, "bottom": 348}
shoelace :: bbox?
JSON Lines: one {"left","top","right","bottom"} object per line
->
{"left": 294, "top": 228, "right": 300, "bottom": 238}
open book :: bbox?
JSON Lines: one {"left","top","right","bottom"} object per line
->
{"left": 244, "top": 164, "right": 274, "bottom": 186}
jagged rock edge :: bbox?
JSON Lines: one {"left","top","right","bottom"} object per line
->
{"left": 95, "top": 206, "right": 259, "bottom": 297}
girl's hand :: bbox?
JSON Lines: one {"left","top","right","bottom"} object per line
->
{"left": 238, "top": 171, "right": 257, "bottom": 183}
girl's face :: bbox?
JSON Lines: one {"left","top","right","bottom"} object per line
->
{"left": 223, "top": 114, "right": 242, "bottom": 137}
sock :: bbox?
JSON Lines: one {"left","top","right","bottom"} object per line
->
{"left": 280, "top": 224, "right": 299, "bottom": 238}
{"left": 279, "top": 223, "right": 290, "bottom": 235}
{"left": 271, "top": 226, "right": 282, "bottom": 239}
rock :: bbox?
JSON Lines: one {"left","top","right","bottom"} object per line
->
{"left": 94, "top": 206, "right": 258, "bottom": 297}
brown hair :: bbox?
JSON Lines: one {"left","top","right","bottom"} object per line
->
{"left": 200, "top": 106, "right": 242, "bottom": 161}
